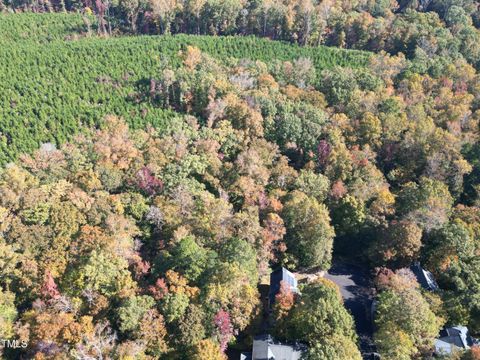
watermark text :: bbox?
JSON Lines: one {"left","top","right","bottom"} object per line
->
{"left": 0, "top": 339, "right": 28, "bottom": 349}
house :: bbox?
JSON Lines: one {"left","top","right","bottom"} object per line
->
{"left": 410, "top": 262, "right": 439, "bottom": 291}
{"left": 240, "top": 334, "right": 306, "bottom": 360}
{"left": 239, "top": 269, "right": 305, "bottom": 359}
{"left": 434, "top": 326, "right": 477, "bottom": 355}
{"left": 269, "top": 267, "right": 299, "bottom": 306}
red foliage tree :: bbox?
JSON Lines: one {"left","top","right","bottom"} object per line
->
{"left": 148, "top": 278, "right": 169, "bottom": 300}
{"left": 317, "top": 140, "right": 331, "bottom": 169}
{"left": 40, "top": 270, "right": 60, "bottom": 299}
{"left": 274, "top": 280, "right": 295, "bottom": 319}
{"left": 136, "top": 167, "right": 163, "bottom": 195}
{"left": 213, "top": 309, "right": 234, "bottom": 352}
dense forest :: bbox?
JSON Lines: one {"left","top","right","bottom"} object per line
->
{"left": 0, "top": 13, "right": 369, "bottom": 164}
{"left": 1, "top": 1, "right": 480, "bottom": 360}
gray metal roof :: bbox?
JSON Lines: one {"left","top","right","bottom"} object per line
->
{"left": 244, "top": 335, "right": 306, "bottom": 360}
{"left": 435, "top": 326, "right": 474, "bottom": 355}
{"left": 410, "top": 262, "right": 439, "bottom": 291}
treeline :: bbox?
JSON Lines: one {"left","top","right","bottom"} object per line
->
{"left": 2, "top": 0, "right": 480, "bottom": 68}
{"left": 0, "top": 16, "right": 369, "bottom": 164}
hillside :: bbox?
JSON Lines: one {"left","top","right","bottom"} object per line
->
{"left": 0, "top": 13, "right": 370, "bottom": 164}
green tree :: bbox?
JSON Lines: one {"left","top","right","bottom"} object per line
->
{"left": 161, "top": 292, "right": 190, "bottom": 323}
{"left": 397, "top": 177, "right": 453, "bottom": 232}
{"left": 161, "top": 235, "right": 213, "bottom": 283}
{"left": 267, "top": 102, "right": 328, "bottom": 154}
{"left": 285, "top": 279, "right": 358, "bottom": 347}
{"left": 118, "top": 295, "right": 155, "bottom": 333}
{"left": 375, "top": 286, "right": 443, "bottom": 359}
{"left": 320, "top": 67, "right": 353, "bottom": 104}
{"left": 424, "top": 219, "right": 475, "bottom": 273}
{"left": 294, "top": 170, "right": 330, "bottom": 202}
{"left": 424, "top": 219, "right": 480, "bottom": 333}
{"left": 0, "top": 288, "right": 17, "bottom": 338}
{"left": 331, "top": 194, "right": 367, "bottom": 237}
{"left": 282, "top": 191, "right": 335, "bottom": 269}
{"left": 304, "top": 334, "right": 362, "bottom": 360}
{"left": 66, "top": 250, "right": 136, "bottom": 299}
{"left": 217, "top": 238, "right": 257, "bottom": 285}
{"left": 175, "top": 304, "right": 206, "bottom": 348}
{"left": 202, "top": 0, "right": 243, "bottom": 35}
{"left": 374, "top": 327, "right": 415, "bottom": 360}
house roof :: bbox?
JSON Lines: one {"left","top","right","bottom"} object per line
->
{"left": 269, "top": 267, "right": 298, "bottom": 304}
{"left": 434, "top": 326, "right": 474, "bottom": 355}
{"left": 410, "top": 262, "right": 439, "bottom": 291}
{"left": 242, "top": 334, "right": 306, "bottom": 360}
